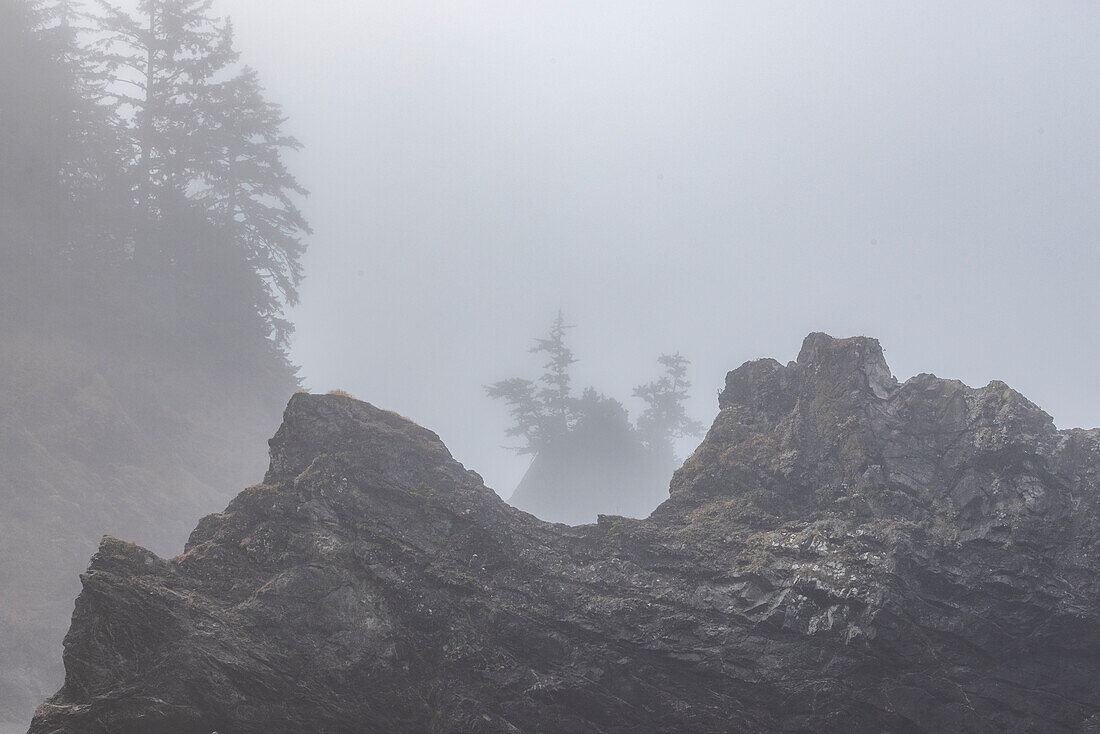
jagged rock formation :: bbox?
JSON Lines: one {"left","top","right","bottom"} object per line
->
{"left": 28, "top": 334, "right": 1100, "bottom": 733}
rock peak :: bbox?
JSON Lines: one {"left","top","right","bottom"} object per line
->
{"left": 795, "top": 332, "right": 895, "bottom": 399}
{"left": 797, "top": 330, "right": 871, "bottom": 358}
{"left": 718, "top": 332, "right": 896, "bottom": 415}
{"left": 677, "top": 333, "right": 1069, "bottom": 529}
{"left": 263, "top": 392, "right": 457, "bottom": 486}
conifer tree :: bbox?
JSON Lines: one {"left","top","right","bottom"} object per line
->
{"left": 633, "top": 353, "right": 704, "bottom": 462}
{"left": 484, "top": 377, "right": 545, "bottom": 454}
{"left": 486, "top": 312, "right": 579, "bottom": 454}
{"left": 35, "top": 0, "right": 128, "bottom": 263}
{"left": 488, "top": 316, "right": 704, "bottom": 463}
{"left": 92, "top": 0, "right": 309, "bottom": 345}
{"left": 531, "top": 310, "right": 577, "bottom": 437}
{"left": 196, "top": 65, "right": 310, "bottom": 339}
{"left": 96, "top": 0, "right": 239, "bottom": 228}
{"left": 44, "top": 1, "right": 119, "bottom": 182}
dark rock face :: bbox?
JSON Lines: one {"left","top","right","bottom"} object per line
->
{"left": 28, "top": 335, "right": 1100, "bottom": 733}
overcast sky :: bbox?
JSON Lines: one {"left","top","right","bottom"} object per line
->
{"left": 134, "top": 1, "right": 1100, "bottom": 496}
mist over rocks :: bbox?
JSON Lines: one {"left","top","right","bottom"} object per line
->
{"left": 0, "top": 325, "right": 290, "bottom": 728}
{"left": 28, "top": 334, "right": 1100, "bottom": 733}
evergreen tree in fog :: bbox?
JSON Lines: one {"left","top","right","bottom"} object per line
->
{"left": 90, "top": 0, "right": 310, "bottom": 346}
{"left": 0, "top": 0, "right": 309, "bottom": 720}
{"left": 197, "top": 65, "right": 310, "bottom": 345}
{"left": 95, "top": 0, "right": 240, "bottom": 230}
{"left": 488, "top": 315, "right": 701, "bottom": 524}
{"left": 485, "top": 310, "right": 578, "bottom": 454}
{"left": 634, "top": 353, "right": 705, "bottom": 466}
{"left": 0, "top": 0, "right": 309, "bottom": 355}
{"left": 87, "top": 0, "right": 310, "bottom": 347}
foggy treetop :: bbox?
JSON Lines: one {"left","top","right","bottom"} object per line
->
{"left": 2, "top": 0, "right": 308, "bottom": 365}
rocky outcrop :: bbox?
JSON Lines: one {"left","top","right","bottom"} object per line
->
{"left": 28, "top": 334, "right": 1100, "bottom": 733}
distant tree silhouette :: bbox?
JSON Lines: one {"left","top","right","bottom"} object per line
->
{"left": 487, "top": 314, "right": 704, "bottom": 524}
{"left": 0, "top": 0, "right": 305, "bottom": 373}
{"left": 196, "top": 65, "right": 310, "bottom": 345}
{"left": 486, "top": 311, "right": 578, "bottom": 454}
{"left": 634, "top": 353, "right": 705, "bottom": 464}
{"left": 95, "top": 0, "right": 239, "bottom": 229}
{"left": 530, "top": 310, "right": 577, "bottom": 438}
{"left": 93, "top": 0, "right": 309, "bottom": 345}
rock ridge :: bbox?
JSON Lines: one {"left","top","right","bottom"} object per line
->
{"left": 28, "top": 335, "right": 1100, "bottom": 733}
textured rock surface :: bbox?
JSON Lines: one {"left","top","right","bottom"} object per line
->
{"left": 28, "top": 334, "right": 1100, "bottom": 733}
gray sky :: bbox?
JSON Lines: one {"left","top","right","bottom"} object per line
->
{"left": 155, "top": 1, "right": 1100, "bottom": 496}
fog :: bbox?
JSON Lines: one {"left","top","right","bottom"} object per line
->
{"left": 4, "top": 1, "right": 1100, "bottom": 728}
{"left": 143, "top": 0, "right": 1098, "bottom": 496}
{"left": 21, "top": 0, "right": 1099, "bottom": 496}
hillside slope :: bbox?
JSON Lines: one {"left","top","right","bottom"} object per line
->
{"left": 0, "top": 325, "right": 288, "bottom": 727}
